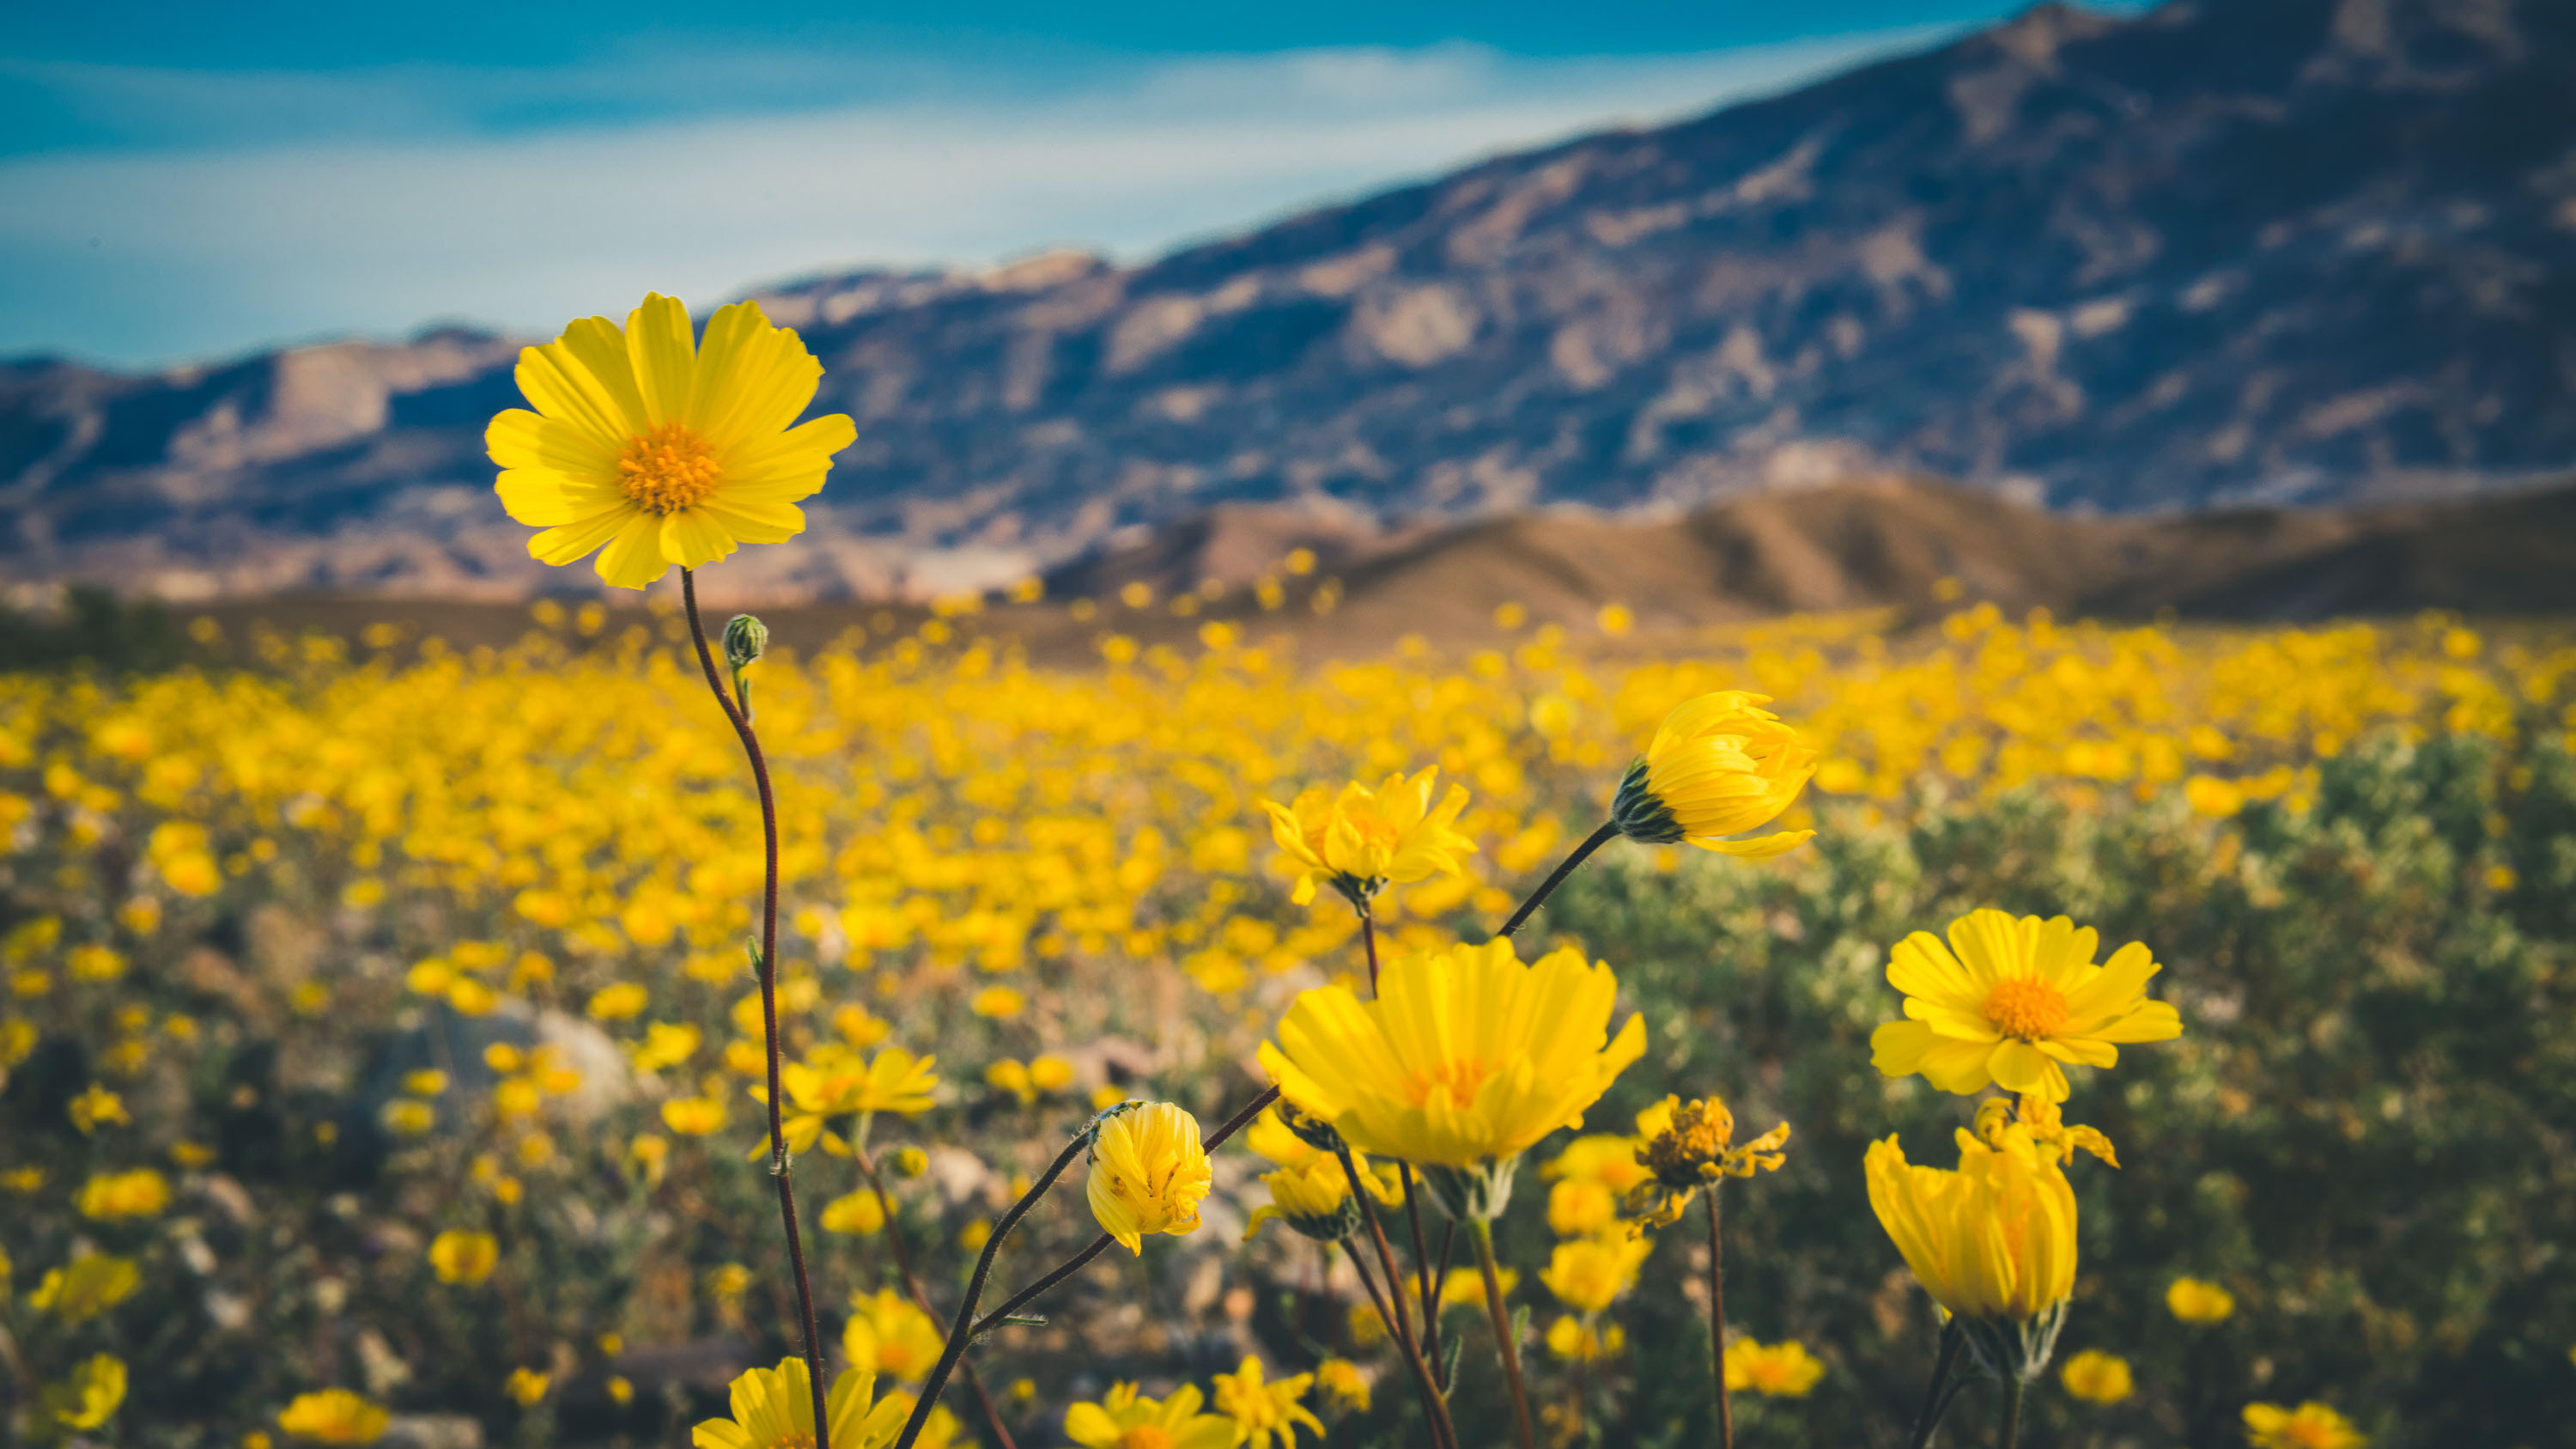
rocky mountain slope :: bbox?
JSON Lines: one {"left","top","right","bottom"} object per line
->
{"left": 4, "top": 0, "right": 2573, "bottom": 604}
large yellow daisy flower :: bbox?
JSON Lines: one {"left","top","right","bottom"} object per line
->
{"left": 488, "top": 294, "right": 856, "bottom": 589}
{"left": 1868, "top": 910, "right": 2183, "bottom": 1102}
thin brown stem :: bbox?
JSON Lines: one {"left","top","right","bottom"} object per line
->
{"left": 1358, "top": 905, "right": 1382, "bottom": 994}
{"left": 1341, "top": 1232, "right": 1459, "bottom": 1449}
{"left": 1471, "top": 1217, "right": 1540, "bottom": 1449}
{"left": 854, "top": 1147, "right": 1020, "bottom": 1449}
{"left": 1397, "top": 1164, "right": 1443, "bottom": 1381}
{"left": 1429, "top": 1221, "right": 1458, "bottom": 1388}
{"left": 1496, "top": 819, "right": 1621, "bottom": 938}
{"left": 1905, "top": 1319, "right": 1966, "bottom": 1449}
{"left": 1706, "top": 1186, "right": 1732, "bottom": 1449}
{"left": 681, "top": 569, "right": 825, "bottom": 1445}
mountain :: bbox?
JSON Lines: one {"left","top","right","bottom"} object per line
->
{"left": 5, "top": 0, "right": 2574, "bottom": 605}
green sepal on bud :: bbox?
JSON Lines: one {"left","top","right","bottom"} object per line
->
{"left": 1959, "top": 1300, "right": 2069, "bottom": 1384}
{"left": 1607, "top": 758, "right": 1686, "bottom": 843}
{"left": 890, "top": 1146, "right": 930, "bottom": 1178}
{"left": 1418, "top": 1158, "right": 1518, "bottom": 1221}
{"left": 724, "top": 614, "right": 768, "bottom": 719}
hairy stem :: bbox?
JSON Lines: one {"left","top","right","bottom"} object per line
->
{"left": 681, "top": 570, "right": 825, "bottom": 1446}
{"left": 1998, "top": 1373, "right": 2024, "bottom": 1449}
{"left": 1496, "top": 820, "right": 1622, "bottom": 939}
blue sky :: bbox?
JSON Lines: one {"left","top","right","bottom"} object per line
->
{"left": 1, "top": 1, "right": 2046, "bottom": 368}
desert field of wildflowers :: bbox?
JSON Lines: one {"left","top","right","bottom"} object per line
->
{"left": 4, "top": 296, "right": 2572, "bottom": 1449}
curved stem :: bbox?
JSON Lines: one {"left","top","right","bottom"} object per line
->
{"left": 1340, "top": 1233, "right": 1456, "bottom": 1449}
{"left": 1998, "top": 1373, "right": 2024, "bottom": 1449}
{"left": 681, "top": 570, "right": 825, "bottom": 1446}
{"left": 892, "top": 1128, "right": 1095, "bottom": 1449}
{"left": 1905, "top": 1319, "right": 1965, "bottom": 1449}
{"left": 1706, "top": 1186, "right": 1732, "bottom": 1449}
{"left": 1496, "top": 820, "right": 1621, "bottom": 939}
{"left": 1470, "top": 1218, "right": 1540, "bottom": 1449}
{"left": 1335, "top": 1141, "right": 1458, "bottom": 1449}
{"left": 854, "top": 1148, "right": 1020, "bottom": 1449}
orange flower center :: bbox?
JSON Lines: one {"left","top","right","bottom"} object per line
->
{"left": 1982, "top": 977, "right": 2070, "bottom": 1040}
{"left": 1410, "top": 1056, "right": 1496, "bottom": 1111}
{"left": 1118, "top": 1429, "right": 1176, "bottom": 1449}
{"left": 616, "top": 422, "right": 722, "bottom": 513}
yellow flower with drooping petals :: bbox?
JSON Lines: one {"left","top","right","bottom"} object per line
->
{"left": 429, "top": 1228, "right": 500, "bottom": 1286}
{"left": 2058, "top": 1349, "right": 2133, "bottom": 1404}
{"left": 1864, "top": 1122, "right": 2076, "bottom": 1377}
{"left": 1540, "top": 1234, "right": 1653, "bottom": 1313}
{"left": 1260, "top": 937, "right": 1644, "bottom": 1216}
{"left": 1262, "top": 766, "right": 1473, "bottom": 910}
{"left": 1062, "top": 1381, "right": 1239, "bottom": 1449}
{"left": 488, "top": 295, "right": 856, "bottom": 589}
{"left": 1607, "top": 691, "right": 1817, "bottom": 856}
{"left": 1869, "top": 910, "right": 2184, "bottom": 1102}
{"left": 2167, "top": 1276, "right": 2237, "bottom": 1324}
{"left": 277, "top": 1388, "right": 392, "bottom": 1445}
{"left": 689, "top": 1357, "right": 908, "bottom": 1449}
{"left": 1623, "top": 1093, "right": 1790, "bottom": 1228}
{"left": 1212, "top": 1357, "right": 1322, "bottom": 1449}
{"left": 841, "top": 1288, "right": 944, "bottom": 1384}
{"left": 78, "top": 1168, "right": 168, "bottom": 1219}
{"left": 1241, "top": 1107, "right": 1400, "bottom": 1240}
{"left": 1724, "top": 1338, "right": 1825, "bottom": 1397}
{"left": 30, "top": 1253, "right": 140, "bottom": 1324}
{"left": 43, "top": 1353, "right": 127, "bottom": 1429}
{"left": 1086, "top": 1102, "right": 1212, "bottom": 1254}
{"left": 2243, "top": 1401, "right": 2367, "bottom": 1449}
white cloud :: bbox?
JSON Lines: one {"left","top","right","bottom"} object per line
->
{"left": 0, "top": 31, "right": 1948, "bottom": 368}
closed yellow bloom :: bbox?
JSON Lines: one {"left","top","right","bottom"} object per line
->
{"left": 78, "top": 1168, "right": 168, "bottom": 1219}
{"left": 820, "top": 1189, "right": 888, "bottom": 1235}
{"left": 44, "top": 1353, "right": 127, "bottom": 1429}
{"left": 1260, "top": 937, "right": 1645, "bottom": 1217}
{"left": 429, "top": 1228, "right": 500, "bottom": 1286}
{"left": 587, "top": 983, "right": 648, "bottom": 1020}
{"left": 662, "top": 1096, "right": 728, "bottom": 1136}
{"left": 30, "top": 1253, "right": 140, "bottom": 1324}
{"left": 278, "top": 1388, "right": 392, "bottom": 1445}
{"left": 1724, "top": 1338, "right": 1825, "bottom": 1397}
{"left": 1062, "top": 1382, "right": 1239, "bottom": 1449}
{"left": 841, "top": 1288, "right": 944, "bottom": 1384}
{"left": 2058, "top": 1349, "right": 2133, "bottom": 1404}
{"left": 1540, "top": 1234, "right": 1654, "bottom": 1313}
{"left": 1212, "top": 1357, "right": 1323, "bottom": 1449}
{"left": 690, "top": 1357, "right": 908, "bottom": 1449}
{"left": 488, "top": 294, "right": 857, "bottom": 589}
{"left": 1865, "top": 1122, "right": 2075, "bottom": 1379}
{"left": 1869, "top": 910, "right": 2184, "bottom": 1102}
{"left": 1087, "top": 1101, "right": 1212, "bottom": 1254}
{"left": 2243, "top": 1402, "right": 2366, "bottom": 1449}
{"left": 2167, "top": 1276, "right": 2237, "bottom": 1324}
{"left": 1608, "top": 691, "right": 1817, "bottom": 856}
{"left": 504, "top": 1368, "right": 550, "bottom": 1407}
{"left": 1262, "top": 766, "right": 1474, "bottom": 909}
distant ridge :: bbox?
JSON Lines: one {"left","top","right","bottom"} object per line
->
{"left": 4, "top": 0, "right": 2573, "bottom": 604}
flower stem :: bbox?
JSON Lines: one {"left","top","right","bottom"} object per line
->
{"left": 1470, "top": 1217, "right": 1541, "bottom": 1449}
{"left": 1398, "top": 1164, "right": 1443, "bottom": 1386}
{"left": 967, "top": 1085, "right": 1282, "bottom": 1338}
{"left": 854, "top": 1147, "right": 1020, "bottom": 1449}
{"left": 1339, "top": 1230, "right": 1457, "bottom": 1449}
{"left": 1998, "top": 1373, "right": 2024, "bottom": 1449}
{"left": 1905, "top": 1319, "right": 1965, "bottom": 1449}
{"left": 1335, "top": 1141, "right": 1457, "bottom": 1449}
{"left": 680, "top": 569, "right": 826, "bottom": 1447}
{"left": 1496, "top": 820, "right": 1621, "bottom": 939}
{"left": 891, "top": 1126, "right": 1095, "bottom": 1449}
{"left": 1705, "top": 1185, "right": 1732, "bottom": 1449}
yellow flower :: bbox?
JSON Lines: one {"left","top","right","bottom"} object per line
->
{"left": 1212, "top": 1357, "right": 1323, "bottom": 1449}
{"left": 820, "top": 1189, "right": 888, "bottom": 1235}
{"left": 382, "top": 1099, "right": 436, "bottom": 1135}
{"left": 1262, "top": 766, "right": 1474, "bottom": 910}
{"left": 1259, "top": 937, "right": 1645, "bottom": 1217}
{"left": 78, "top": 1168, "right": 169, "bottom": 1219}
{"left": 588, "top": 983, "right": 649, "bottom": 1020}
{"left": 1607, "top": 691, "right": 1817, "bottom": 856}
{"left": 68, "top": 1085, "right": 129, "bottom": 1134}
{"left": 30, "top": 1253, "right": 140, "bottom": 1324}
{"left": 1315, "top": 1359, "right": 1370, "bottom": 1414}
{"left": 662, "top": 1096, "right": 728, "bottom": 1136}
{"left": 1864, "top": 1123, "right": 2075, "bottom": 1377}
{"left": 1624, "top": 1093, "right": 1790, "bottom": 1227}
{"left": 1062, "top": 1382, "right": 1239, "bottom": 1449}
{"left": 429, "top": 1229, "right": 500, "bottom": 1286}
{"left": 2243, "top": 1402, "right": 2366, "bottom": 1449}
{"left": 2058, "top": 1349, "right": 2133, "bottom": 1404}
{"left": 629, "top": 1134, "right": 671, "bottom": 1184}
{"left": 43, "top": 1354, "right": 126, "bottom": 1430}
{"left": 488, "top": 295, "right": 857, "bottom": 589}
{"left": 779, "top": 1047, "right": 939, "bottom": 1152}
{"left": 1087, "top": 1102, "right": 1212, "bottom": 1254}
{"left": 970, "top": 985, "right": 1025, "bottom": 1018}
{"left": 987, "top": 1058, "right": 1038, "bottom": 1105}
{"left": 2166, "top": 1276, "right": 2237, "bottom": 1324}
{"left": 690, "top": 1357, "right": 908, "bottom": 1449}
{"left": 1976, "top": 1094, "right": 2117, "bottom": 1169}
{"left": 841, "top": 1288, "right": 944, "bottom": 1384}
{"left": 1868, "top": 910, "right": 2184, "bottom": 1102}
{"left": 504, "top": 1368, "right": 550, "bottom": 1407}
{"left": 278, "top": 1388, "right": 392, "bottom": 1445}
{"left": 1543, "top": 1317, "right": 1625, "bottom": 1362}
{"left": 403, "top": 1069, "right": 450, "bottom": 1096}
{"left": 1439, "top": 1265, "right": 1517, "bottom": 1314}
{"left": 633, "top": 1021, "right": 703, "bottom": 1072}
{"left": 1540, "top": 1234, "right": 1654, "bottom": 1314}
{"left": 1030, "top": 1055, "right": 1077, "bottom": 1093}
{"left": 1724, "top": 1338, "right": 1825, "bottom": 1397}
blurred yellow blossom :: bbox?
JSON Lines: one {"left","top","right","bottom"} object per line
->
{"left": 2059, "top": 1349, "right": 2133, "bottom": 1404}
{"left": 277, "top": 1389, "right": 391, "bottom": 1445}
{"left": 1725, "top": 1338, "right": 1825, "bottom": 1397}
{"left": 429, "top": 1229, "right": 500, "bottom": 1286}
